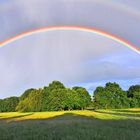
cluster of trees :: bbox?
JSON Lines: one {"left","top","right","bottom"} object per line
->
{"left": 0, "top": 97, "right": 19, "bottom": 112}
{"left": 0, "top": 81, "right": 140, "bottom": 112}
{"left": 93, "top": 82, "right": 140, "bottom": 109}
{"left": 0, "top": 81, "right": 91, "bottom": 112}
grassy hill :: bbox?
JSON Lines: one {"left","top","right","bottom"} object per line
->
{"left": 0, "top": 109, "right": 140, "bottom": 140}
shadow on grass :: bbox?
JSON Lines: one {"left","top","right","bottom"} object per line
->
{"left": 0, "top": 112, "right": 140, "bottom": 140}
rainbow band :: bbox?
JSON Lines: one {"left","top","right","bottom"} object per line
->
{"left": 0, "top": 26, "right": 140, "bottom": 54}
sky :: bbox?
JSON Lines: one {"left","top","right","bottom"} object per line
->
{"left": 0, "top": 0, "right": 140, "bottom": 98}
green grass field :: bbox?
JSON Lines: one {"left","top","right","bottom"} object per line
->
{"left": 0, "top": 109, "right": 140, "bottom": 140}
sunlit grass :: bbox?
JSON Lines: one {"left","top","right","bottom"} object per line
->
{"left": 0, "top": 112, "right": 31, "bottom": 119}
{"left": 0, "top": 108, "right": 140, "bottom": 122}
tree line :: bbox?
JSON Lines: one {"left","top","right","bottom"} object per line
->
{"left": 93, "top": 82, "right": 140, "bottom": 109}
{"left": 0, "top": 81, "right": 140, "bottom": 112}
{"left": 0, "top": 81, "right": 91, "bottom": 112}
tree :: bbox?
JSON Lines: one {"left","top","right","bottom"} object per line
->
{"left": 41, "top": 81, "right": 66, "bottom": 111}
{"left": 127, "top": 85, "right": 140, "bottom": 107}
{"left": 16, "top": 89, "right": 43, "bottom": 112}
{"left": 0, "top": 97, "right": 19, "bottom": 112}
{"left": 0, "top": 99, "right": 4, "bottom": 112}
{"left": 3, "top": 80, "right": 140, "bottom": 112}
{"left": 42, "top": 88, "right": 80, "bottom": 111}
{"left": 93, "top": 82, "right": 130, "bottom": 109}
{"left": 127, "top": 85, "right": 140, "bottom": 98}
{"left": 20, "top": 88, "right": 36, "bottom": 101}
{"left": 94, "top": 86, "right": 113, "bottom": 109}
{"left": 72, "top": 86, "right": 91, "bottom": 109}
{"left": 42, "top": 88, "right": 66, "bottom": 111}
{"left": 48, "top": 81, "right": 65, "bottom": 91}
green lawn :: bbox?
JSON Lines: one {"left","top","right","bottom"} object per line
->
{"left": 0, "top": 109, "right": 140, "bottom": 140}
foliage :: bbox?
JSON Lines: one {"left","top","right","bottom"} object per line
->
{"left": 16, "top": 89, "right": 43, "bottom": 112}
{"left": 48, "top": 81, "right": 65, "bottom": 91}
{"left": 93, "top": 82, "right": 130, "bottom": 109}
{"left": 16, "top": 81, "right": 91, "bottom": 112}
{"left": 127, "top": 85, "right": 140, "bottom": 107}
{"left": 1, "top": 81, "right": 140, "bottom": 112}
{"left": 72, "top": 86, "right": 91, "bottom": 109}
{"left": 0, "top": 97, "right": 19, "bottom": 112}
{"left": 20, "top": 88, "right": 36, "bottom": 101}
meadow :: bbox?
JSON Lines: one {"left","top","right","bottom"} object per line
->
{"left": 0, "top": 109, "right": 140, "bottom": 140}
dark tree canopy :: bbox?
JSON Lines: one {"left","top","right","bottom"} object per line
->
{"left": 127, "top": 85, "right": 140, "bottom": 107}
{"left": 0, "top": 97, "right": 19, "bottom": 112}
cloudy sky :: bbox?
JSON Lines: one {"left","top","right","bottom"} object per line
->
{"left": 0, "top": 0, "right": 140, "bottom": 98}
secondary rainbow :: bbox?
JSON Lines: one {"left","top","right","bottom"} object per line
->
{"left": 0, "top": 26, "right": 140, "bottom": 54}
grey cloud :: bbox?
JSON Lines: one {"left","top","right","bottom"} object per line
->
{"left": 0, "top": 30, "right": 140, "bottom": 98}
{"left": 0, "top": 0, "right": 140, "bottom": 47}
{"left": 0, "top": 0, "right": 140, "bottom": 98}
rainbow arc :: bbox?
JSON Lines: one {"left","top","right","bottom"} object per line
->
{"left": 0, "top": 26, "right": 139, "bottom": 54}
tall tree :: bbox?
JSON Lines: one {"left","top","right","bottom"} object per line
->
{"left": 48, "top": 81, "right": 65, "bottom": 91}
{"left": 72, "top": 86, "right": 91, "bottom": 110}
{"left": 93, "top": 82, "right": 129, "bottom": 109}
{"left": 0, "top": 97, "right": 19, "bottom": 112}
{"left": 127, "top": 85, "right": 140, "bottom": 107}
{"left": 16, "top": 89, "right": 43, "bottom": 112}
{"left": 20, "top": 88, "right": 36, "bottom": 101}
